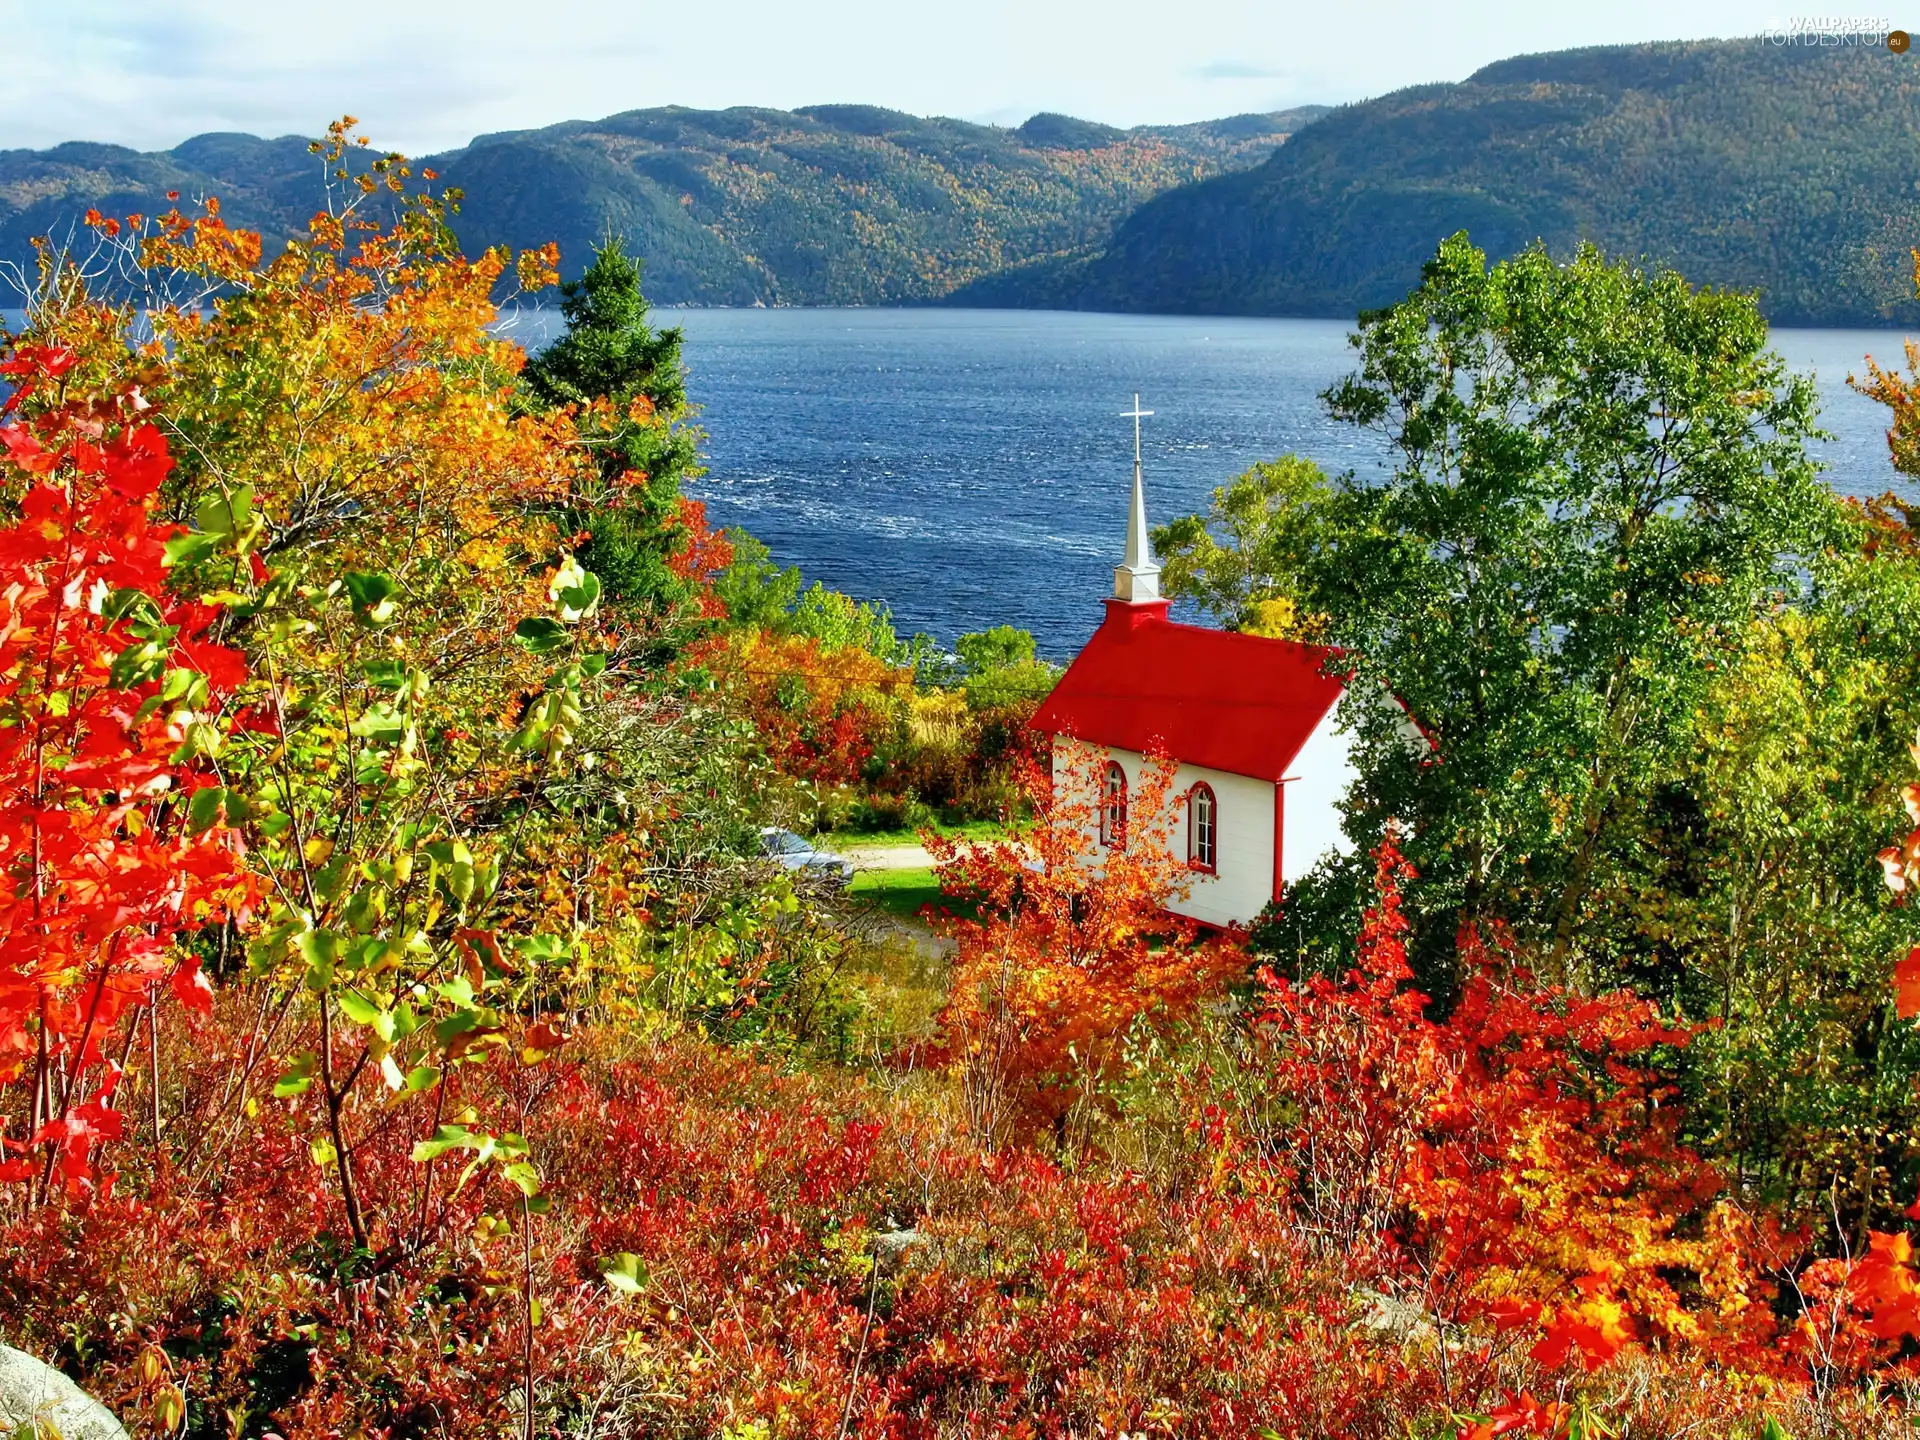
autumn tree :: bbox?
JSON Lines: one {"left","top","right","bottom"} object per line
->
{"left": 1241, "top": 837, "right": 1771, "bottom": 1406}
{"left": 4, "top": 126, "right": 646, "bottom": 1252}
{"left": 1602, "top": 511, "right": 1920, "bottom": 1240}
{"left": 928, "top": 743, "right": 1244, "bottom": 1146}
{"left": 0, "top": 349, "right": 252, "bottom": 1196}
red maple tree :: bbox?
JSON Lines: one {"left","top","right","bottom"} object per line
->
{"left": 0, "top": 345, "right": 251, "bottom": 1194}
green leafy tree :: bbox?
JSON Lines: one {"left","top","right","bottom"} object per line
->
{"left": 1169, "top": 235, "right": 1838, "bottom": 992}
{"left": 712, "top": 530, "right": 805, "bottom": 630}
{"left": 790, "top": 583, "right": 917, "bottom": 663}
{"left": 953, "top": 626, "right": 1058, "bottom": 709}
{"left": 1610, "top": 524, "right": 1920, "bottom": 1237}
{"left": 955, "top": 625, "right": 1036, "bottom": 674}
{"left": 1152, "top": 455, "right": 1335, "bottom": 637}
{"left": 524, "top": 240, "right": 702, "bottom": 609}
{"left": 712, "top": 530, "right": 939, "bottom": 668}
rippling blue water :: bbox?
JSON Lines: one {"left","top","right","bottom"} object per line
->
{"left": 526, "top": 307, "right": 1910, "bottom": 660}
{"left": 11, "top": 305, "right": 1914, "bottom": 660}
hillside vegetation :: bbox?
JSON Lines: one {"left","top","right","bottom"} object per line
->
{"left": 14, "top": 125, "right": 1920, "bottom": 1438}
{"left": 0, "top": 103, "right": 1323, "bottom": 306}
{"left": 958, "top": 40, "right": 1920, "bottom": 326}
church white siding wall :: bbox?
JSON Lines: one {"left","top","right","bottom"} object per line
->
{"left": 1280, "top": 707, "right": 1358, "bottom": 884}
{"left": 1051, "top": 741, "right": 1276, "bottom": 929}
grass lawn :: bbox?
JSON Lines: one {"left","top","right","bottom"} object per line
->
{"left": 849, "top": 865, "right": 943, "bottom": 919}
{"left": 849, "top": 865, "right": 985, "bottom": 925}
{"left": 833, "top": 819, "right": 1010, "bottom": 850}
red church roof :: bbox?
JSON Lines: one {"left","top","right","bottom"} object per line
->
{"left": 1030, "top": 599, "right": 1348, "bottom": 783}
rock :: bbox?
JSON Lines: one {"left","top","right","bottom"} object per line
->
{"left": 874, "top": 1228, "right": 927, "bottom": 1260}
{"left": 0, "top": 1345, "right": 128, "bottom": 1440}
{"left": 1351, "top": 1287, "right": 1443, "bottom": 1343}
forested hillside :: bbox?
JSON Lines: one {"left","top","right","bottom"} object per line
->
{"left": 957, "top": 40, "right": 1920, "bottom": 326}
{"left": 0, "top": 103, "right": 1323, "bottom": 305}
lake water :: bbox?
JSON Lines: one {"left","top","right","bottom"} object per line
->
{"left": 10, "top": 304, "right": 1915, "bottom": 659}
{"left": 512, "top": 307, "right": 1912, "bottom": 660}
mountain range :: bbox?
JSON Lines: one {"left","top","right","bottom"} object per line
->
{"left": 960, "top": 41, "right": 1920, "bottom": 326}
{"left": 0, "top": 105, "right": 1323, "bottom": 307}
{"left": 6, "top": 40, "right": 1920, "bottom": 325}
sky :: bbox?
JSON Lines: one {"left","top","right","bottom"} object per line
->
{"left": 0, "top": 1, "right": 1843, "bottom": 157}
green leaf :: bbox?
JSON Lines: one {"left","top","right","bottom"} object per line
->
{"left": 556, "top": 571, "right": 601, "bottom": 622}
{"left": 348, "top": 702, "right": 406, "bottom": 746}
{"left": 360, "top": 658, "right": 409, "bottom": 690}
{"left": 159, "top": 666, "right": 206, "bottom": 705}
{"left": 109, "top": 636, "right": 173, "bottom": 689}
{"left": 101, "top": 587, "right": 164, "bottom": 625}
{"left": 508, "top": 689, "right": 580, "bottom": 759}
{"left": 548, "top": 555, "right": 600, "bottom": 622}
{"left": 433, "top": 1009, "right": 488, "bottom": 1046}
{"left": 502, "top": 1160, "right": 542, "bottom": 1197}
{"left": 425, "top": 841, "right": 477, "bottom": 906}
{"left": 513, "top": 616, "right": 570, "bottom": 655}
{"left": 334, "top": 988, "right": 382, "bottom": 1026}
{"left": 163, "top": 531, "right": 221, "bottom": 567}
{"left": 195, "top": 483, "right": 253, "bottom": 538}
{"left": 600, "top": 1252, "right": 648, "bottom": 1296}
{"left": 273, "top": 1052, "right": 318, "bottom": 1098}
{"left": 512, "top": 933, "right": 570, "bottom": 963}
{"left": 298, "top": 929, "right": 340, "bottom": 991}
{"left": 169, "top": 720, "right": 224, "bottom": 763}
{"left": 579, "top": 652, "right": 608, "bottom": 678}
{"left": 411, "top": 1124, "right": 477, "bottom": 1162}
{"left": 403, "top": 1064, "right": 442, "bottom": 1093}
{"left": 343, "top": 572, "right": 401, "bottom": 625}
{"left": 309, "top": 1135, "right": 337, "bottom": 1167}
{"left": 186, "top": 785, "right": 229, "bottom": 836}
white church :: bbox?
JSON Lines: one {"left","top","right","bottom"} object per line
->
{"left": 1030, "top": 400, "right": 1411, "bottom": 930}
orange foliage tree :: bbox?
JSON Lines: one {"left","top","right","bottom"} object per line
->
{"left": 1236, "top": 836, "right": 1782, "bottom": 1414}
{"left": 928, "top": 741, "right": 1245, "bottom": 1145}
{"left": 684, "top": 625, "right": 912, "bottom": 787}
{"left": 7, "top": 123, "right": 630, "bottom": 1256}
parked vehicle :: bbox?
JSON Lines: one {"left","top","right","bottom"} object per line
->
{"left": 759, "top": 827, "right": 855, "bottom": 885}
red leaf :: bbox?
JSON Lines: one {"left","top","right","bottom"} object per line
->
{"left": 1529, "top": 1295, "right": 1628, "bottom": 1372}
{"left": 1896, "top": 948, "right": 1920, "bottom": 1020}
{"left": 0, "top": 425, "right": 58, "bottom": 475}
{"left": 102, "top": 423, "right": 171, "bottom": 498}
{"left": 169, "top": 956, "right": 214, "bottom": 1014}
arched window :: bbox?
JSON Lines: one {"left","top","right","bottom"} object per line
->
{"left": 1100, "top": 761, "right": 1128, "bottom": 849}
{"left": 1188, "top": 782, "right": 1217, "bottom": 872}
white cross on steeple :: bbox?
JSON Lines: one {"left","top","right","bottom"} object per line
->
{"left": 1122, "top": 394, "right": 1153, "bottom": 470}
{"left": 1114, "top": 393, "right": 1162, "bottom": 604}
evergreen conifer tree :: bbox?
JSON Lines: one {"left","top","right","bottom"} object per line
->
{"left": 524, "top": 240, "right": 701, "bottom": 608}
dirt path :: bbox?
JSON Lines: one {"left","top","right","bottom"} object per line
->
{"left": 841, "top": 843, "right": 938, "bottom": 871}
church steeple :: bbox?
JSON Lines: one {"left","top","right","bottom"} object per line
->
{"left": 1114, "top": 394, "right": 1162, "bottom": 604}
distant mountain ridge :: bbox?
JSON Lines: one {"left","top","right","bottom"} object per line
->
{"left": 0, "top": 103, "right": 1327, "bottom": 307}
{"left": 954, "top": 41, "right": 1920, "bottom": 326}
